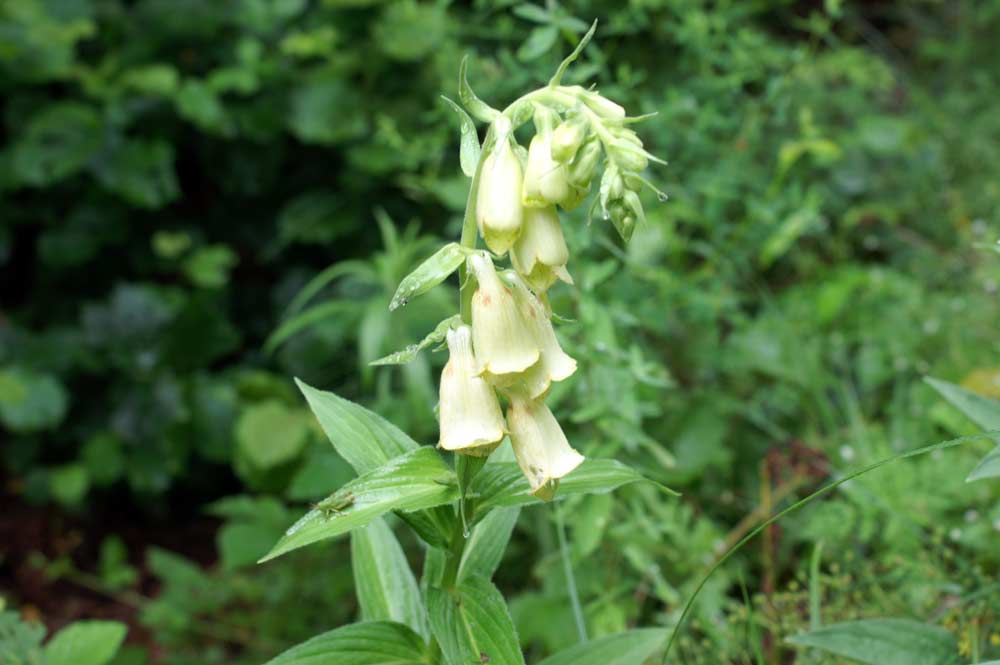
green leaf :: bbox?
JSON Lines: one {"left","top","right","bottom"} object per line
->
{"left": 0, "top": 611, "right": 46, "bottom": 664}
{"left": 426, "top": 575, "right": 525, "bottom": 665}
{"left": 371, "top": 315, "right": 461, "bottom": 366}
{"left": 536, "top": 628, "right": 665, "bottom": 665}
{"left": 786, "top": 619, "right": 960, "bottom": 665}
{"left": 441, "top": 96, "right": 481, "bottom": 178}
{"left": 351, "top": 518, "right": 431, "bottom": 640}
{"left": 11, "top": 103, "right": 102, "bottom": 186}
{"left": 458, "top": 56, "right": 500, "bottom": 123}
{"left": 182, "top": 244, "right": 238, "bottom": 289}
{"left": 472, "top": 459, "right": 674, "bottom": 513}
{"left": 49, "top": 464, "right": 90, "bottom": 506}
{"left": 265, "top": 301, "right": 360, "bottom": 354}
{"left": 92, "top": 138, "right": 179, "bottom": 209}
{"left": 457, "top": 506, "right": 519, "bottom": 582}
{"left": 44, "top": 620, "right": 127, "bottom": 665}
{"left": 296, "top": 379, "right": 418, "bottom": 475}
{"left": 235, "top": 400, "right": 310, "bottom": 470}
{"left": 260, "top": 447, "right": 456, "bottom": 562}
{"left": 389, "top": 243, "right": 469, "bottom": 311}
{"left": 262, "top": 621, "right": 432, "bottom": 665}
{"left": 517, "top": 25, "right": 558, "bottom": 61}
{"left": 548, "top": 19, "right": 597, "bottom": 87}
{"left": 0, "top": 368, "right": 68, "bottom": 433}
{"left": 925, "top": 377, "right": 1000, "bottom": 481}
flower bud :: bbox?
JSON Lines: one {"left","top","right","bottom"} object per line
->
{"left": 569, "top": 138, "right": 601, "bottom": 188}
{"left": 608, "top": 138, "right": 649, "bottom": 172}
{"left": 608, "top": 199, "right": 636, "bottom": 242}
{"left": 504, "top": 273, "right": 577, "bottom": 398}
{"left": 510, "top": 206, "right": 573, "bottom": 292}
{"left": 550, "top": 116, "right": 588, "bottom": 163}
{"left": 476, "top": 138, "right": 524, "bottom": 255}
{"left": 583, "top": 93, "right": 626, "bottom": 120}
{"left": 506, "top": 395, "right": 584, "bottom": 500}
{"left": 522, "top": 132, "right": 570, "bottom": 208}
{"left": 437, "top": 326, "right": 506, "bottom": 456}
{"left": 469, "top": 253, "right": 540, "bottom": 383}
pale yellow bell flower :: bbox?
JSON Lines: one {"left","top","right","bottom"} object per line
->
{"left": 506, "top": 394, "right": 584, "bottom": 500}
{"left": 437, "top": 325, "right": 506, "bottom": 456}
{"left": 503, "top": 272, "right": 576, "bottom": 399}
{"left": 468, "top": 253, "right": 541, "bottom": 384}
{"left": 476, "top": 138, "right": 524, "bottom": 255}
{"left": 510, "top": 206, "right": 573, "bottom": 292}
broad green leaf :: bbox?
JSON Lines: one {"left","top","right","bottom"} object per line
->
{"left": 389, "top": 243, "right": 469, "bottom": 311}
{"left": 260, "top": 447, "right": 456, "bottom": 562}
{"left": 235, "top": 400, "right": 310, "bottom": 469}
{"left": 0, "top": 368, "right": 68, "bottom": 433}
{"left": 517, "top": 25, "right": 558, "bottom": 62}
{"left": 351, "top": 518, "right": 431, "bottom": 640}
{"left": 0, "top": 611, "right": 46, "bottom": 664}
{"left": 472, "top": 459, "right": 674, "bottom": 513}
{"left": 458, "top": 56, "right": 499, "bottom": 123}
{"left": 925, "top": 377, "right": 1000, "bottom": 481}
{"left": 397, "top": 505, "right": 456, "bottom": 550}
{"left": 967, "top": 447, "right": 1000, "bottom": 481}
{"left": 11, "top": 103, "right": 102, "bottom": 186}
{"left": 370, "top": 315, "right": 460, "bottom": 366}
{"left": 45, "top": 620, "right": 127, "bottom": 665}
{"left": 426, "top": 575, "right": 525, "bottom": 665}
{"left": 296, "top": 379, "right": 418, "bottom": 475}
{"left": 786, "top": 619, "right": 960, "bottom": 665}
{"left": 535, "top": 628, "right": 665, "bottom": 665}
{"left": 441, "top": 97, "right": 481, "bottom": 178}
{"left": 263, "top": 621, "right": 432, "bottom": 665}
{"left": 925, "top": 377, "right": 1000, "bottom": 433}
{"left": 92, "top": 138, "right": 179, "bottom": 209}
{"left": 457, "top": 506, "right": 519, "bottom": 582}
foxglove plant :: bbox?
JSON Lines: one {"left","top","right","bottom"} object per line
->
{"left": 260, "top": 24, "right": 673, "bottom": 665}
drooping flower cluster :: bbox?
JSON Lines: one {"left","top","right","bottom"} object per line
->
{"left": 433, "top": 45, "right": 663, "bottom": 499}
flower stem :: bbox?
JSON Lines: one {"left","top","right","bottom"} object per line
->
{"left": 555, "top": 502, "right": 588, "bottom": 644}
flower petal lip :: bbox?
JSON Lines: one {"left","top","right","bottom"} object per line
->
{"left": 503, "top": 272, "right": 576, "bottom": 398}
{"left": 510, "top": 206, "right": 572, "bottom": 292}
{"left": 468, "top": 254, "right": 541, "bottom": 379}
{"left": 437, "top": 325, "right": 506, "bottom": 455}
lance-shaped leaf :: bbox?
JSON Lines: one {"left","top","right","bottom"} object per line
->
{"left": 459, "top": 56, "right": 500, "bottom": 123}
{"left": 370, "top": 315, "right": 461, "bottom": 366}
{"left": 426, "top": 575, "right": 525, "bottom": 665}
{"left": 536, "top": 628, "right": 666, "bottom": 665}
{"left": 457, "top": 506, "right": 519, "bottom": 582}
{"left": 296, "top": 379, "right": 417, "bottom": 475}
{"left": 548, "top": 20, "right": 597, "bottom": 87}
{"left": 263, "top": 621, "right": 432, "bottom": 665}
{"left": 441, "top": 96, "right": 481, "bottom": 178}
{"left": 390, "top": 243, "right": 469, "bottom": 311}
{"left": 260, "top": 447, "right": 457, "bottom": 562}
{"left": 786, "top": 619, "right": 960, "bottom": 665}
{"left": 925, "top": 377, "right": 1000, "bottom": 481}
{"left": 471, "top": 459, "right": 675, "bottom": 514}
{"left": 351, "top": 518, "right": 430, "bottom": 640}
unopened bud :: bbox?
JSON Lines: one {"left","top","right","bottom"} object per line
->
{"left": 609, "top": 199, "right": 636, "bottom": 242}
{"left": 437, "top": 326, "right": 506, "bottom": 456}
{"left": 510, "top": 206, "right": 573, "bottom": 292}
{"left": 583, "top": 93, "right": 626, "bottom": 120}
{"left": 506, "top": 395, "right": 584, "bottom": 500}
{"left": 469, "top": 253, "right": 540, "bottom": 383}
{"left": 476, "top": 139, "right": 524, "bottom": 255}
{"left": 609, "top": 138, "right": 649, "bottom": 172}
{"left": 550, "top": 116, "right": 588, "bottom": 163}
{"left": 568, "top": 138, "right": 601, "bottom": 188}
{"left": 522, "top": 133, "right": 570, "bottom": 208}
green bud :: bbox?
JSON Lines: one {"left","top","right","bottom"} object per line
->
{"left": 568, "top": 138, "right": 601, "bottom": 188}
{"left": 583, "top": 93, "right": 626, "bottom": 120}
{"left": 609, "top": 138, "right": 649, "bottom": 172}
{"left": 608, "top": 200, "right": 636, "bottom": 242}
{"left": 550, "top": 115, "right": 588, "bottom": 163}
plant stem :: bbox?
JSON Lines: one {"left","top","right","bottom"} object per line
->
{"left": 555, "top": 502, "right": 588, "bottom": 644}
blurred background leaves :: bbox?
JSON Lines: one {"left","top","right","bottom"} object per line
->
{"left": 1, "top": 0, "right": 999, "bottom": 663}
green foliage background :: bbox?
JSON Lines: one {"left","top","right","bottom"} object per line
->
{"left": 2, "top": 1, "right": 1000, "bottom": 663}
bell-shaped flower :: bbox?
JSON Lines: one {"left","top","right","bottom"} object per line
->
{"left": 469, "top": 253, "right": 540, "bottom": 384}
{"left": 476, "top": 137, "right": 524, "bottom": 255}
{"left": 551, "top": 116, "right": 588, "bottom": 163}
{"left": 510, "top": 206, "right": 573, "bottom": 292}
{"left": 506, "top": 395, "right": 584, "bottom": 500}
{"left": 437, "top": 325, "right": 506, "bottom": 456}
{"left": 522, "top": 132, "right": 571, "bottom": 208}
{"left": 504, "top": 271, "right": 576, "bottom": 398}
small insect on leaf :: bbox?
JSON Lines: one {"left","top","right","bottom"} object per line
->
{"left": 479, "top": 652, "right": 491, "bottom": 663}
{"left": 313, "top": 491, "right": 355, "bottom": 520}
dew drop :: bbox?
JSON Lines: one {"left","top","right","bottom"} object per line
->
{"left": 657, "top": 192, "right": 669, "bottom": 202}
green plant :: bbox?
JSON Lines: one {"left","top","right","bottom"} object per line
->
{"left": 255, "top": 26, "right": 675, "bottom": 665}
